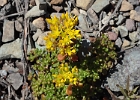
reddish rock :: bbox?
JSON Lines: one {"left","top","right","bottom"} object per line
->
{"left": 107, "top": 31, "right": 118, "bottom": 41}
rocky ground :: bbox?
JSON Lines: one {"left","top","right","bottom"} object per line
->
{"left": 0, "top": 0, "right": 140, "bottom": 100}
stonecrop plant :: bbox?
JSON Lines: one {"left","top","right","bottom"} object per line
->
{"left": 28, "top": 12, "right": 117, "bottom": 100}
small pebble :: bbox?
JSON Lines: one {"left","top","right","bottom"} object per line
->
{"left": 125, "top": 19, "right": 135, "bottom": 31}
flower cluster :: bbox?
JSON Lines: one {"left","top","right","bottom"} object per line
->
{"left": 53, "top": 63, "right": 79, "bottom": 87}
{"left": 44, "top": 12, "right": 81, "bottom": 56}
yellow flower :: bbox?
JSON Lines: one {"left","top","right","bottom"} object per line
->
{"left": 73, "top": 78, "right": 77, "bottom": 85}
{"left": 46, "top": 40, "right": 53, "bottom": 49}
{"left": 44, "top": 12, "right": 81, "bottom": 57}
{"left": 72, "top": 66, "right": 78, "bottom": 73}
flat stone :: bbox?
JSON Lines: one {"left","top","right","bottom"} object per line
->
{"left": 129, "top": 31, "right": 139, "bottom": 42}
{"left": 25, "top": 6, "right": 46, "bottom": 18}
{"left": 15, "top": 20, "right": 23, "bottom": 32}
{"left": 0, "top": 70, "right": 7, "bottom": 78}
{"left": 107, "top": 31, "right": 118, "bottom": 41}
{"left": 50, "top": 0, "right": 63, "bottom": 5}
{"left": 125, "top": 19, "right": 135, "bottom": 31}
{"left": 115, "top": 37, "right": 122, "bottom": 49}
{"left": 32, "top": 17, "right": 46, "bottom": 31}
{"left": 120, "top": 0, "right": 133, "bottom": 11}
{"left": 71, "top": 8, "right": 80, "bottom": 16}
{"left": 130, "top": 10, "right": 140, "bottom": 21}
{"left": 91, "top": 0, "right": 110, "bottom": 13}
{"left": 2, "top": 63, "right": 19, "bottom": 73}
{"left": 6, "top": 73, "right": 23, "bottom": 90}
{"left": 76, "top": 0, "right": 95, "bottom": 10}
{"left": 79, "top": 9, "right": 87, "bottom": 15}
{"left": 116, "top": 14, "right": 125, "bottom": 25}
{"left": 78, "top": 14, "right": 89, "bottom": 31}
{"left": 104, "top": 46, "right": 140, "bottom": 91}
{"left": 135, "top": 6, "right": 140, "bottom": 15}
{"left": 117, "top": 26, "right": 128, "bottom": 38}
{"left": 122, "top": 39, "right": 131, "bottom": 48}
{"left": 87, "top": 8, "right": 99, "bottom": 25}
{"left": 128, "top": 0, "right": 139, "bottom": 5}
{"left": 123, "top": 12, "right": 130, "bottom": 17}
{"left": 0, "top": 38, "right": 31, "bottom": 59}
{"left": 2, "top": 20, "right": 14, "bottom": 42}
{"left": 0, "top": 0, "right": 7, "bottom": 6}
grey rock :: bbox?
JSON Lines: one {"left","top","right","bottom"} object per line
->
{"left": 87, "top": 8, "right": 99, "bottom": 25}
{"left": 0, "top": 38, "right": 31, "bottom": 60}
{"left": 30, "top": 22, "right": 37, "bottom": 32}
{"left": 116, "top": 14, "right": 125, "bottom": 25}
{"left": 129, "top": 31, "right": 139, "bottom": 42}
{"left": 32, "top": 29, "right": 43, "bottom": 41}
{"left": 102, "top": 15, "right": 109, "bottom": 25}
{"left": 123, "top": 12, "right": 130, "bottom": 17}
{"left": 118, "top": 26, "right": 128, "bottom": 38}
{"left": 78, "top": 14, "right": 89, "bottom": 31}
{"left": 135, "top": 6, "right": 140, "bottom": 15}
{"left": 109, "top": 20, "right": 114, "bottom": 25}
{"left": 137, "top": 22, "right": 140, "bottom": 27}
{"left": 0, "top": 3, "right": 11, "bottom": 15}
{"left": 79, "top": 9, "right": 87, "bottom": 15}
{"left": 15, "top": 20, "right": 23, "bottom": 32}
{"left": 76, "top": 0, "right": 95, "bottom": 10}
{"left": 2, "top": 20, "right": 14, "bottom": 42}
{"left": 91, "top": 0, "right": 110, "bottom": 13}
{"left": 2, "top": 63, "right": 19, "bottom": 73}
{"left": 0, "top": 70, "right": 7, "bottom": 78}
{"left": 128, "top": 0, "right": 139, "bottom": 5}
{"left": 35, "top": 42, "right": 46, "bottom": 49}
{"left": 103, "top": 46, "right": 140, "bottom": 91}
{"left": 0, "top": 31, "right": 2, "bottom": 45}
{"left": 36, "top": 31, "right": 48, "bottom": 46}
{"left": 6, "top": 73, "right": 23, "bottom": 90}
{"left": 25, "top": 6, "right": 46, "bottom": 18}
{"left": 115, "top": 37, "right": 122, "bottom": 48}
{"left": 125, "top": 19, "right": 135, "bottom": 31}
{"left": 137, "top": 27, "right": 140, "bottom": 33}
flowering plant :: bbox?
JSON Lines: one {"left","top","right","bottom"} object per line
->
{"left": 28, "top": 12, "right": 117, "bottom": 100}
